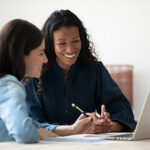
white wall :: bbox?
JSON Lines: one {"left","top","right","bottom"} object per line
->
{"left": 0, "top": 0, "right": 150, "bottom": 120}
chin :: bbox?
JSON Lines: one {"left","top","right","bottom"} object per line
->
{"left": 33, "top": 73, "right": 41, "bottom": 78}
{"left": 67, "top": 59, "right": 77, "bottom": 65}
{"left": 35, "top": 74, "right": 41, "bottom": 78}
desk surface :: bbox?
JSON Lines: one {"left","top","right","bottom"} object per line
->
{"left": 0, "top": 139, "right": 150, "bottom": 150}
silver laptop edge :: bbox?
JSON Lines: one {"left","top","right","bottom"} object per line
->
{"left": 133, "top": 91, "right": 150, "bottom": 140}
{"left": 106, "top": 91, "right": 150, "bottom": 141}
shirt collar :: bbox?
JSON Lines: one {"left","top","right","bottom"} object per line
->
{"left": 52, "top": 59, "right": 78, "bottom": 80}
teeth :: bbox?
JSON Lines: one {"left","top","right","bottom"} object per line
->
{"left": 64, "top": 53, "right": 75, "bottom": 58}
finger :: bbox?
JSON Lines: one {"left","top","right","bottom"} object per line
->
{"left": 94, "top": 125, "right": 112, "bottom": 134}
{"left": 77, "top": 114, "right": 86, "bottom": 120}
{"left": 80, "top": 116, "right": 93, "bottom": 124}
{"left": 94, "top": 118, "right": 111, "bottom": 125}
{"left": 103, "top": 112, "right": 110, "bottom": 119}
{"left": 107, "top": 118, "right": 111, "bottom": 123}
{"left": 101, "top": 105, "right": 106, "bottom": 116}
{"left": 87, "top": 112, "right": 97, "bottom": 117}
{"left": 101, "top": 118, "right": 111, "bottom": 125}
{"left": 87, "top": 112, "right": 98, "bottom": 121}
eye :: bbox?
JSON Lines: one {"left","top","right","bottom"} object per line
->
{"left": 73, "top": 40, "right": 80, "bottom": 43}
{"left": 39, "top": 53, "right": 44, "bottom": 56}
{"left": 39, "top": 50, "right": 45, "bottom": 56}
{"left": 57, "top": 42, "right": 66, "bottom": 46}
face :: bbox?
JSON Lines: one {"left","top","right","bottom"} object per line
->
{"left": 53, "top": 26, "right": 81, "bottom": 71}
{"left": 24, "top": 39, "right": 48, "bottom": 78}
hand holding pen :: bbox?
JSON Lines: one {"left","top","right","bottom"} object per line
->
{"left": 72, "top": 103, "right": 89, "bottom": 117}
{"left": 72, "top": 103, "right": 110, "bottom": 122}
{"left": 72, "top": 103, "right": 112, "bottom": 134}
{"left": 71, "top": 103, "right": 94, "bottom": 134}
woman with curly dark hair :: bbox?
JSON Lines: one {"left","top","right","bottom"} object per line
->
{"left": 25, "top": 10, "right": 136, "bottom": 136}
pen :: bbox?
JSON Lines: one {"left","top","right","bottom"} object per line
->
{"left": 71, "top": 103, "right": 89, "bottom": 117}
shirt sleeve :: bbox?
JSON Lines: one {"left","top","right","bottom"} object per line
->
{"left": 33, "top": 120, "right": 58, "bottom": 132}
{"left": 95, "top": 61, "right": 136, "bottom": 131}
{"left": 0, "top": 79, "right": 40, "bottom": 143}
{"left": 25, "top": 79, "right": 57, "bottom": 132}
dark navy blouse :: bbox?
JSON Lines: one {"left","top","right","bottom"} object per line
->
{"left": 25, "top": 61, "right": 136, "bottom": 132}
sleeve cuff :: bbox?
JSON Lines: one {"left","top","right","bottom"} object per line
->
{"left": 32, "top": 120, "right": 58, "bottom": 132}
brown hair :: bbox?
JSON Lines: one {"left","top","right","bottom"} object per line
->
{"left": 0, "top": 19, "right": 43, "bottom": 80}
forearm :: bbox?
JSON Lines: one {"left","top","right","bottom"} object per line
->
{"left": 38, "top": 128, "right": 57, "bottom": 139}
{"left": 54, "top": 115, "right": 93, "bottom": 136}
{"left": 110, "top": 121, "right": 124, "bottom": 132}
{"left": 54, "top": 125, "right": 75, "bottom": 136}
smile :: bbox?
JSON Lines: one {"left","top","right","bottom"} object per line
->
{"left": 64, "top": 53, "right": 76, "bottom": 58}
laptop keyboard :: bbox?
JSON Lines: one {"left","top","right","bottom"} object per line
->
{"left": 106, "top": 133, "right": 133, "bottom": 140}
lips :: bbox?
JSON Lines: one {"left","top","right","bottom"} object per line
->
{"left": 39, "top": 65, "right": 43, "bottom": 71}
{"left": 63, "top": 53, "right": 76, "bottom": 58}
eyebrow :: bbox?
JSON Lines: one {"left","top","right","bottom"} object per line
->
{"left": 73, "top": 36, "right": 80, "bottom": 39}
{"left": 56, "top": 36, "right": 80, "bottom": 41}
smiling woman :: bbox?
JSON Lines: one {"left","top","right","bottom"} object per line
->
{"left": 24, "top": 40, "right": 47, "bottom": 78}
{"left": 25, "top": 9, "right": 136, "bottom": 136}
{"left": 0, "top": 19, "right": 56, "bottom": 143}
{"left": 53, "top": 26, "right": 81, "bottom": 80}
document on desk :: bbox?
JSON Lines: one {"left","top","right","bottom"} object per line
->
{"left": 42, "top": 133, "right": 125, "bottom": 144}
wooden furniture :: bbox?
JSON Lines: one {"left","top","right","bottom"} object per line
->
{"left": 106, "top": 65, "right": 133, "bottom": 106}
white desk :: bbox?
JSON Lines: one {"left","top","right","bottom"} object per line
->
{"left": 0, "top": 139, "right": 150, "bottom": 150}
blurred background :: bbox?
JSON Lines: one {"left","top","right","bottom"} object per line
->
{"left": 0, "top": 0, "right": 150, "bottom": 120}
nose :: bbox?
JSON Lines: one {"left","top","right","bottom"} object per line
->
{"left": 43, "top": 53, "right": 48, "bottom": 63}
{"left": 66, "top": 43, "right": 74, "bottom": 53}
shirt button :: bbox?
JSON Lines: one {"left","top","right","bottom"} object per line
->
{"left": 65, "top": 99, "right": 68, "bottom": 102}
{"left": 65, "top": 110, "right": 68, "bottom": 113}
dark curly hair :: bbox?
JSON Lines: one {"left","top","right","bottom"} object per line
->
{"left": 42, "top": 9, "right": 98, "bottom": 67}
{"left": 36, "top": 10, "right": 98, "bottom": 97}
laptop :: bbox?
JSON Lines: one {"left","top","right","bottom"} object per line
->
{"left": 106, "top": 91, "right": 150, "bottom": 141}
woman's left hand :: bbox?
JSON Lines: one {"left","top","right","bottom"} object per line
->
{"left": 88, "top": 105, "right": 124, "bottom": 133}
{"left": 87, "top": 105, "right": 111, "bottom": 134}
{"left": 89, "top": 112, "right": 112, "bottom": 134}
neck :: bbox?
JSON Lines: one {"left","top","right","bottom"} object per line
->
{"left": 56, "top": 60, "right": 71, "bottom": 81}
{"left": 58, "top": 63, "right": 71, "bottom": 73}
{"left": 59, "top": 67, "right": 69, "bottom": 81}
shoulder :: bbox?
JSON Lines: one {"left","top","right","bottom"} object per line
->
{"left": 79, "top": 61, "right": 104, "bottom": 71}
{"left": 0, "top": 75, "right": 25, "bottom": 99}
{"left": 89, "top": 61, "right": 107, "bottom": 71}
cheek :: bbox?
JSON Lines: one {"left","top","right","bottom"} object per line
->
{"left": 55, "top": 47, "right": 63, "bottom": 56}
{"left": 76, "top": 43, "right": 81, "bottom": 51}
{"left": 25, "top": 59, "right": 31, "bottom": 70}
{"left": 27, "top": 58, "right": 37, "bottom": 69}
{"left": 28, "top": 61, "right": 35, "bottom": 71}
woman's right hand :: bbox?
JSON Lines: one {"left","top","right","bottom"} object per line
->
{"left": 54, "top": 108, "right": 111, "bottom": 136}
{"left": 38, "top": 128, "right": 58, "bottom": 140}
{"left": 71, "top": 114, "right": 94, "bottom": 134}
